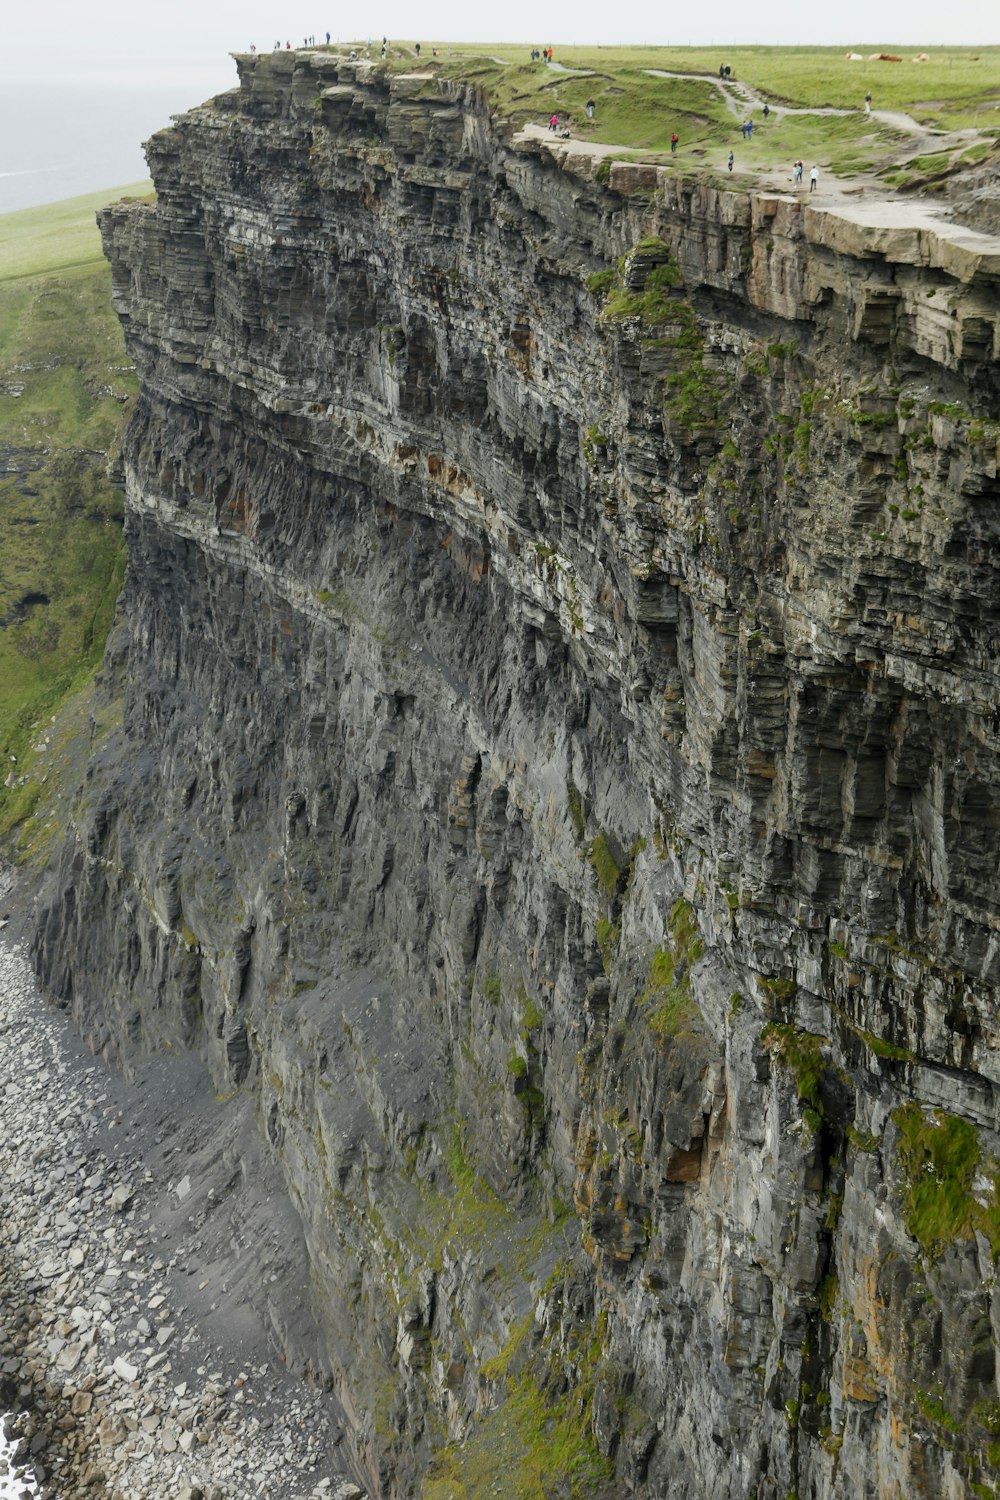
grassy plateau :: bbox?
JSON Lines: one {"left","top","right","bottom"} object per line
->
{"left": 0, "top": 182, "right": 150, "bottom": 854}
{"left": 360, "top": 41, "right": 1000, "bottom": 188}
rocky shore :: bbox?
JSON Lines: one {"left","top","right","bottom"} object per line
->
{"left": 0, "top": 926, "right": 363, "bottom": 1500}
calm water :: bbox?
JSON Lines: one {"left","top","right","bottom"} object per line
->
{"left": 0, "top": 62, "right": 236, "bottom": 213}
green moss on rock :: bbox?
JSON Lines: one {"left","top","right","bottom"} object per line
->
{"left": 893, "top": 1103, "right": 1000, "bottom": 1258}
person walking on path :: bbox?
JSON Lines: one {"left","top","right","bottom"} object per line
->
{"left": 747, "top": 117, "right": 753, "bottom": 138}
{"left": 671, "top": 133, "right": 678, "bottom": 153}
{"left": 549, "top": 113, "right": 559, "bottom": 133}
{"left": 728, "top": 151, "right": 734, "bottom": 172}
{"left": 809, "top": 164, "right": 819, "bottom": 192}
{"left": 793, "top": 159, "right": 803, "bottom": 185}
{"left": 586, "top": 98, "right": 595, "bottom": 118}
{"left": 864, "top": 91, "right": 872, "bottom": 114}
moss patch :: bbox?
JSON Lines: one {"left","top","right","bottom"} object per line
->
{"left": 893, "top": 1103, "right": 1000, "bottom": 1258}
{"left": 588, "top": 831, "right": 621, "bottom": 897}
{"left": 423, "top": 1299, "right": 613, "bottom": 1499}
{"left": 761, "top": 1023, "right": 828, "bottom": 1132}
{"left": 641, "top": 897, "right": 704, "bottom": 1043}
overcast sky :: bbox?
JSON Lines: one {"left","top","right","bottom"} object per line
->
{"left": 4, "top": 0, "right": 998, "bottom": 77}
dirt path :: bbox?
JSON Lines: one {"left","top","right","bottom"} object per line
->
{"left": 638, "top": 66, "right": 990, "bottom": 180}
{"left": 642, "top": 67, "right": 938, "bottom": 135}
{"left": 517, "top": 62, "right": 991, "bottom": 211}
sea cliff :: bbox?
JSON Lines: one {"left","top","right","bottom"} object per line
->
{"left": 30, "top": 49, "right": 1000, "bottom": 1497}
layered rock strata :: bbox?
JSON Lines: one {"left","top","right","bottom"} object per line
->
{"left": 30, "top": 49, "right": 1000, "bottom": 1498}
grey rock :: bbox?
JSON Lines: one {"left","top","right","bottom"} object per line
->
{"left": 23, "top": 43, "right": 1000, "bottom": 1500}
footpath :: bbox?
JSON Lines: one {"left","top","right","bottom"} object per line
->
{"left": 0, "top": 923, "right": 364, "bottom": 1500}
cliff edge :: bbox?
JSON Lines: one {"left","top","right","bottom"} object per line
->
{"left": 29, "top": 49, "right": 1000, "bottom": 1498}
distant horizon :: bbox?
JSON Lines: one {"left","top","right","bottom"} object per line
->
{"left": 3, "top": 35, "right": 998, "bottom": 214}
{"left": 0, "top": 62, "right": 229, "bottom": 215}
{"left": 4, "top": 0, "right": 1000, "bottom": 71}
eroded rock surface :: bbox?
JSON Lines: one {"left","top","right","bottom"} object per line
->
{"left": 29, "top": 50, "right": 1000, "bottom": 1498}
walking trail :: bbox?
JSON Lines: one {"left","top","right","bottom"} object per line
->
{"left": 512, "top": 59, "right": 997, "bottom": 240}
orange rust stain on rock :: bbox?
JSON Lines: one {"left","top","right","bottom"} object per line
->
{"left": 665, "top": 1143, "right": 702, "bottom": 1182}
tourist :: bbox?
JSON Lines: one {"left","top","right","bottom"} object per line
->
{"left": 728, "top": 151, "right": 734, "bottom": 172}
{"left": 549, "top": 113, "right": 559, "bottom": 132}
{"left": 810, "top": 164, "right": 819, "bottom": 192}
{"left": 865, "top": 91, "right": 872, "bottom": 114}
{"left": 586, "top": 98, "right": 595, "bottom": 119}
{"left": 415, "top": 42, "right": 421, "bottom": 56}
{"left": 763, "top": 103, "right": 770, "bottom": 119}
{"left": 671, "top": 133, "right": 678, "bottom": 153}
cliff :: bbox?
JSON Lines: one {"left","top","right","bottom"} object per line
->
{"left": 29, "top": 48, "right": 1000, "bottom": 1498}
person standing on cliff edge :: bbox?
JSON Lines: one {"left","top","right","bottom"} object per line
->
{"left": 810, "top": 164, "right": 819, "bottom": 191}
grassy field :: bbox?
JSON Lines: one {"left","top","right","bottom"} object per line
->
{"left": 0, "top": 185, "right": 147, "bottom": 851}
{"left": 369, "top": 42, "right": 1000, "bottom": 182}
{"left": 0, "top": 181, "right": 151, "bottom": 282}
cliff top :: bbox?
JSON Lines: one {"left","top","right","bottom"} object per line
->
{"left": 240, "top": 41, "right": 1000, "bottom": 202}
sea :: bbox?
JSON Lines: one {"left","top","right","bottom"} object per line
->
{"left": 0, "top": 61, "right": 237, "bottom": 215}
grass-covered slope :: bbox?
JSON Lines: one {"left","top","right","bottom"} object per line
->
{"left": 379, "top": 42, "right": 1000, "bottom": 184}
{"left": 0, "top": 182, "right": 150, "bottom": 857}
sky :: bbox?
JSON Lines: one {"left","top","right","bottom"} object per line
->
{"left": 3, "top": 0, "right": 998, "bottom": 74}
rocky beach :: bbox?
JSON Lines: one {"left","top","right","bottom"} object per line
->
{"left": 0, "top": 889, "right": 362, "bottom": 1500}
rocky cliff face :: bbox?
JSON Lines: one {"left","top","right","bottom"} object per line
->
{"left": 30, "top": 49, "right": 1000, "bottom": 1498}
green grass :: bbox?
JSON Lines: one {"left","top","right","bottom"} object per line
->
{"left": 641, "top": 898, "right": 705, "bottom": 1042}
{"left": 423, "top": 1303, "right": 613, "bottom": 1500}
{"left": 893, "top": 1103, "right": 1000, "bottom": 1258}
{"left": 372, "top": 42, "right": 1000, "bottom": 183}
{"left": 587, "top": 831, "right": 621, "bottom": 897}
{"left": 0, "top": 187, "right": 140, "bottom": 854}
{"left": 0, "top": 181, "right": 152, "bottom": 283}
{"left": 761, "top": 1024, "right": 828, "bottom": 1132}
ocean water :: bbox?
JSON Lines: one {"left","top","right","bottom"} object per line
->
{"left": 0, "top": 62, "right": 236, "bottom": 214}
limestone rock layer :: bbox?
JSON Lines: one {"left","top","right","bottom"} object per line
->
{"left": 31, "top": 49, "right": 1000, "bottom": 1499}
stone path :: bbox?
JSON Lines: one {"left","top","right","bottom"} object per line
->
{"left": 0, "top": 926, "right": 364, "bottom": 1500}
